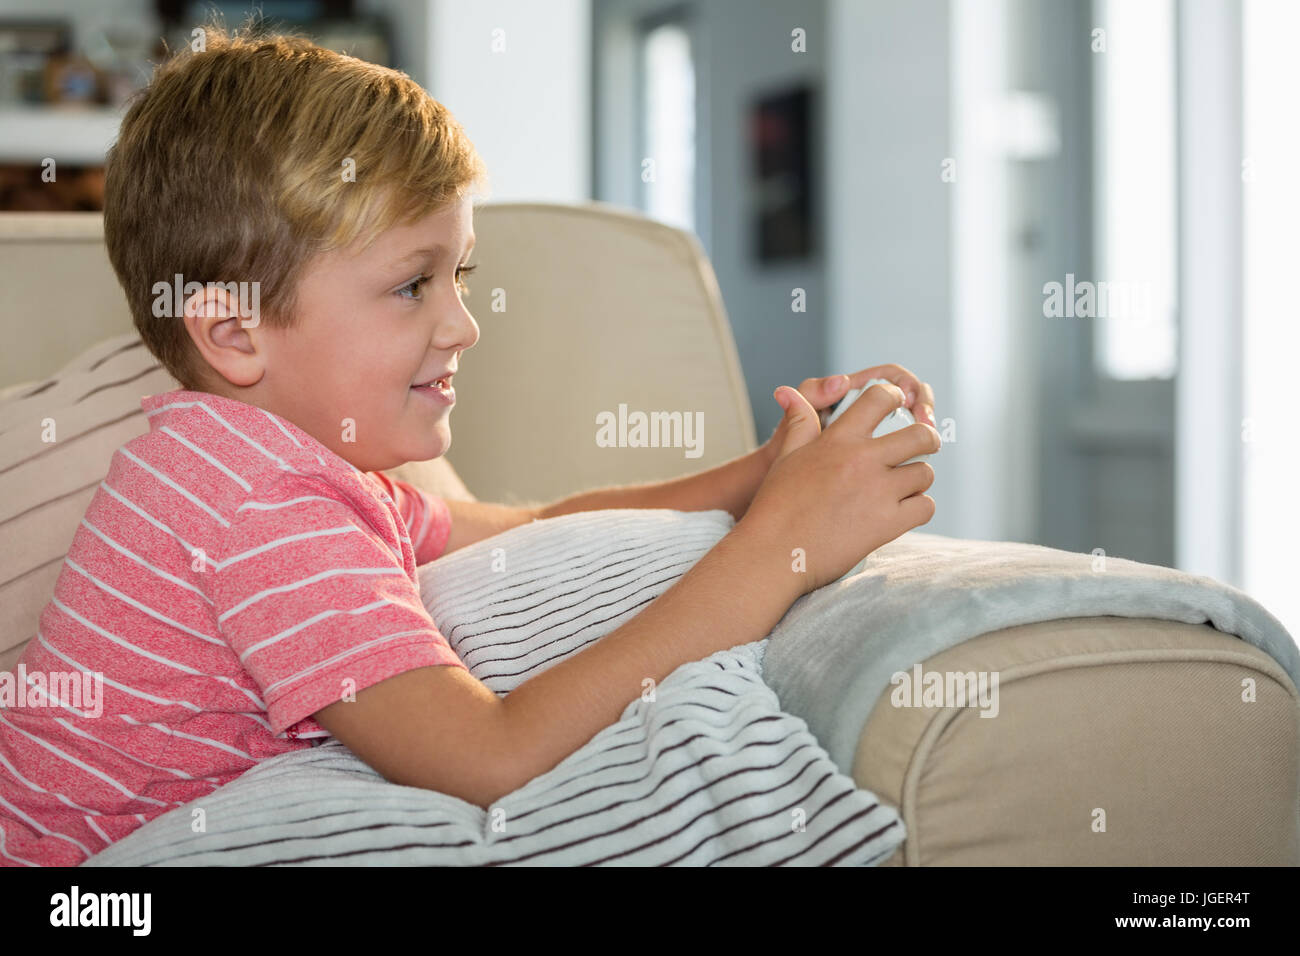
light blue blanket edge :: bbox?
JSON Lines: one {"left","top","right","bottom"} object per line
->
{"left": 760, "top": 529, "right": 1300, "bottom": 776}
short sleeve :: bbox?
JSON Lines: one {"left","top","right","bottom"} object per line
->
{"left": 368, "top": 471, "right": 454, "bottom": 564}
{"left": 212, "top": 472, "right": 467, "bottom": 738}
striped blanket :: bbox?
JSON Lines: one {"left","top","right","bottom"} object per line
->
{"left": 83, "top": 509, "right": 903, "bottom": 866}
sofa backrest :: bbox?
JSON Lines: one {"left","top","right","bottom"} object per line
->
{"left": 0, "top": 203, "right": 759, "bottom": 505}
{"left": 438, "top": 201, "right": 758, "bottom": 504}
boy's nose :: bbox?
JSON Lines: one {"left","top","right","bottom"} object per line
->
{"left": 458, "top": 308, "right": 481, "bottom": 351}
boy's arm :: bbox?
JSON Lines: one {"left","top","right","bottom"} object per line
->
{"left": 533, "top": 445, "right": 775, "bottom": 523}
{"left": 311, "top": 517, "right": 801, "bottom": 808}
{"left": 415, "top": 443, "right": 774, "bottom": 555}
{"left": 442, "top": 498, "right": 540, "bottom": 554}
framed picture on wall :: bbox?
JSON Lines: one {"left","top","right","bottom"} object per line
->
{"left": 749, "top": 84, "right": 815, "bottom": 262}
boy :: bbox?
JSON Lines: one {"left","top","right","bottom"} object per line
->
{"left": 0, "top": 20, "right": 939, "bottom": 866}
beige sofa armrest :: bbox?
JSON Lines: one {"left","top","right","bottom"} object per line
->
{"left": 855, "top": 616, "right": 1300, "bottom": 865}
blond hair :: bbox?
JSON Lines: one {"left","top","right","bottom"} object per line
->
{"left": 104, "top": 13, "right": 490, "bottom": 389}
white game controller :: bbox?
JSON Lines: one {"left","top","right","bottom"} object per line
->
{"left": 824, "top": 377, "right": 934, "bottom": 466}
{"left": 826, "top": 377, "right": 937, "bottom": 583}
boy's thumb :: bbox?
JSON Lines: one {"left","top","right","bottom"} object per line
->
{"left": 771, "top": 386, "right": 820, "bottom": 461}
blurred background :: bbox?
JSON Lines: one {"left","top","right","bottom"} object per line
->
{"left": 0, "top": 0, "right": 1294, "bottom": 634}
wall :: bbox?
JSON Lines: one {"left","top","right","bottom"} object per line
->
{"left": 427, "top": 0, "right": 592, "bottom": 203}
{"left": 825, "top": 0, "right": 961, "bottom": 536}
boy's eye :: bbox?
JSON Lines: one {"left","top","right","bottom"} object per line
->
{"left": 396, "top": 274, "right": 432, "bottom": 300}
{"left": 395, "top": 264, "right": 477, "bottom": 301}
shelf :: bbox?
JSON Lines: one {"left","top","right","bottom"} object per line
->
{"left": 0, "top": 105, "right": 124, "bottom": 166}
{"left": 0, "top": 211, "right": 103, "bottom": 240}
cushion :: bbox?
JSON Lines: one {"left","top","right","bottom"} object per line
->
{"left": 0, "top": 332, "right": 475, "bottom": 673}
{"left": 83, "top": 508, "right": 903, "bottom": 866}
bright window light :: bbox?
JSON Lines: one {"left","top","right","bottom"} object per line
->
{"left": 640, "top": 21, "right": 695, "bottom": 232}
{"left": 1092, "top": 0, "right": 1178, "bottom": 380}
{"left": 1242, "top": 0, "right": 1300, "bottom": 641}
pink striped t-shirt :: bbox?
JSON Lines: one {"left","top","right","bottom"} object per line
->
{"left": 0, "top": 389, "right": 465, "bottom": 867}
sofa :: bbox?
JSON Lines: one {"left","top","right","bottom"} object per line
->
{"left": 1, "top": 205, "right": 1296, "bottom": 865}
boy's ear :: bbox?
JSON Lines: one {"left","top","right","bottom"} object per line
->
{"left": 182, "top": 285, "right": 266, "bottom": 388}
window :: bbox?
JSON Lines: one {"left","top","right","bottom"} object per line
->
{"left": 1242, "top": 0, "right": 1300, "bottom": 639}
{"left": 638, "top": 16, "right": 695, "bottom": 233}
{"left": 1091, "top": 0, "right": 1178, "bottom": 380}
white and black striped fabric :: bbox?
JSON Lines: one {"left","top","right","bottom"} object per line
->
{"left": 83, "top": 508, "right": 904, "bottom": 866}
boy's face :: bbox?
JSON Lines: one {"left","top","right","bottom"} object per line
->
{"left": 250, "top": 197, "right": 479, "bottom": 472}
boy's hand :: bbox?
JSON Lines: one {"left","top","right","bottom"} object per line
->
{"left": 743, "top": 380, "right": 938, "bottom": 593}
{"left": 759, "top": 364, "right": 938, "bottom": 468}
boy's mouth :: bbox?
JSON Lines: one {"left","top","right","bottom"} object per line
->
{"left": 412, "top": 369, "right": 455, "bottom": 389}
{"left": 411, "top": 370, "right": 456, "bottom": 404}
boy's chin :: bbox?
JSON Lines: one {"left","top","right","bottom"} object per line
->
{"left": 339, "top": 427, "right": 450, "bottom": 473}
{"left": 399, "top": 422, "right": 451, "bottom": 464}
